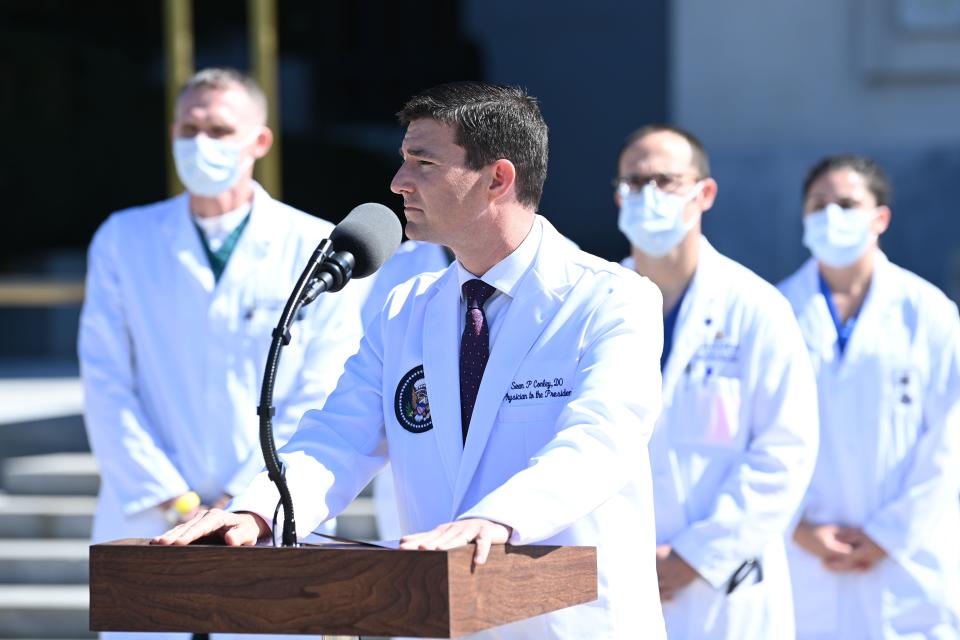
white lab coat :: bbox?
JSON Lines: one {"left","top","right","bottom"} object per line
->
{"left": 625, "top": 238, "right": 819, "bottom": 640}
{"left": 232, "top": 216, "right": 668, "bottom": 639}
{"left": 361, "top": 240, "right": 453, "bottom": 540}
{"left": 779, "top": 254, "right": 960, "bottom": 639}
{"left": 80, "top": 184, "right": 369, "bottom": 546}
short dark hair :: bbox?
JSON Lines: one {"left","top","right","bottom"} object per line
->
{"left": 802, "top": 154, "right": 891, "bottom": 206}
{"left": 617, "top": 124, "right": 711, "bottom": 179}
{"left": 397, "top": 81, "right": 549, "bottom": 209}
{"left": 176, "top": 67, "right": 267, "bottom": 122}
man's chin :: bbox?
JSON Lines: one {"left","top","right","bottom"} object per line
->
{"left": 403, "top": 220, "right": 427, "bottom": 242}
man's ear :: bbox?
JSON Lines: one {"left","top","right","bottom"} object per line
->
{"left": 252, "top": 126, "right": 274, "bottom": 160}
{"left": 873, "top": 205, "right": 892, "bottom": 236}
{"left": 488, "top": 158, "right": 517, "bottom": 202}
{"left": 697, "top": 177, "right": 719, "bottom": 214}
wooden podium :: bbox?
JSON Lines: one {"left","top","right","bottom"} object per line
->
{"left": 90, "top": 539, "right": 597, "bottom": 638}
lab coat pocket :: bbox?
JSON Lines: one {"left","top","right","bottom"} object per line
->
{"left": 497, "top": 402, "right": 564, "bottom": 459}
{"left": 673, "top": 373, "right": 743, "bottom": 448}
{"left": 498, "top": 403, "right": 560, "bottom": 423}
{"left": 888, "top": 367, "right": 923, "bottom": 458}
{"left": 723, "top": 578, "right": 769, "bottom": 639}
{"left": 242, "top": 298, "right": 289, "bottom": 336}
{"left": 243, "top": 298, "right": 308, "bottom": 394}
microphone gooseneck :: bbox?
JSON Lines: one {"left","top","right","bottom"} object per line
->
{"left": 257, "top": 203, "right": 401, "bottom": 546}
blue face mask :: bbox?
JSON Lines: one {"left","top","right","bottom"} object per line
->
{"left": 617, "top": 182, "right": 703, "bottom": 257}
{"left": 802, "top": 203, "right": 878, "bottom": 268}
{"left": 173, "top": 133, "right": 256, "bottom": 197}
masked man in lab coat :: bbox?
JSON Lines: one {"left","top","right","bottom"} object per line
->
{"left": 79, "top": 68, "right": 368, "bottom": 553}
{"left": 615, "top": 125, "right": 820, "bottom": 639}
{"left": 157, "top": 81, "right": 668, "bottom": 639}
{"left": 779, "top": 154, "right": 960, "bottom": 639}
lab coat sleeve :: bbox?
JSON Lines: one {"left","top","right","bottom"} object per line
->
{"left": 670, "top": 300, "right": 820, "bottom": 589}
{"left": 228, "top": 295, "right": 389, "bottom": 535}
{"left": 863, "top": 304, "right": 960, "bottom": 561}
{"left": 222, "top": 277, "right": 370, "bottom": 498}
{"left": 459, "top": 277, "right": 664, "bottom": 544}
{"left": 78, "top": 218, "right": 190, "bottom": 515}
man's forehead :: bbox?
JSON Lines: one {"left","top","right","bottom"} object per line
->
{"left": 176, "top": 85, "right": 255, "bottom": 120}
{"left": 401, "top": 118, "right": 458, "bottom": 150}
{"left": 620, "top": 132, "right": 694, "bottom": 170}
{"left": 809, "top": 168, "right": 870, "bottom": 196}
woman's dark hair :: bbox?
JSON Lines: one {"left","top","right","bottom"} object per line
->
{"left": 803, "top": 154, "right": 891, "bottom": 206}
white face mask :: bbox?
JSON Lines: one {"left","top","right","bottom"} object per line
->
{"left": 617, "top": 181, "right": 704, "bottom": 257}
{"left": 802, "top": 203, "right": 878, "bottom": 268}
{"left": 173, "top": 132, "right": 257, "bottom": 197}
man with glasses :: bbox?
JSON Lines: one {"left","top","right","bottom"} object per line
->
{"left": 614, "top": 125, "right": 819, "bottom": 639}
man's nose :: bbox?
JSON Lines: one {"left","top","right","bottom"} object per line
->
{"left": 390, "top": 165, "right": 411, "bottom": 195}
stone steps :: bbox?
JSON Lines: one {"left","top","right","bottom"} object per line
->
{"left": 0, "top": 585, "right": 93, "bottom": 639}
{"left": 1, "top": 454, "right": 99, "bottom": 496}
{"left": 0, "top": 432, "right": 378, "bottom": 639}
{"left": 0, "top": 495, "right": 95, "bottom": 539}
{"left": 0, "top": 540, "right": 89, "bottom": 584}
{"left": 0, "top": 491, "right": 378, "bottom": 541}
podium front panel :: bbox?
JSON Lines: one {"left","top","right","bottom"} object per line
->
{"left": 90, "top": 539, "right": 597, "bottom": 638}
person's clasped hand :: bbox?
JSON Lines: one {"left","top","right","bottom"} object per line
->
{"left": 794, "top": 521, "right": 887, "bottom": 572}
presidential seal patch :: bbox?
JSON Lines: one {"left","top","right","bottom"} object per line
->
{"left": 395, "top": 365, "right": 433, "bottom": 433}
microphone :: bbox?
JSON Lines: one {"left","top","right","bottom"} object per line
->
{"left": 259, "top": 202, "right": 401, "bottom": 546}
{"left": 331, "top": 202, "right": 403, "bottom": 279}
{"left": 304, "top": 203, "right": 403, "bottom": 300}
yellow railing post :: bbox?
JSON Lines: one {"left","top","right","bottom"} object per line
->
{"left": 248, "top": 0, "right": 281, "bottom": 198}
{"left": 163, "top": 0, "right": 194, "bottom": 197}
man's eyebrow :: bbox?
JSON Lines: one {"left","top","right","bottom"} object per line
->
{"left": 400, "top": 147, "right": 438, "bottom": 160}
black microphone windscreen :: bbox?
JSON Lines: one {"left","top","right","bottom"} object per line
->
{"left": 329, "top": 203, "right": 402, "bottom": 279}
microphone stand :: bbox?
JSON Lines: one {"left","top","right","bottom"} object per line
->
{"left": 257, "top": 238, "right": 354, "bottom": 547}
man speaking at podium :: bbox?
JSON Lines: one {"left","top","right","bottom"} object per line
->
{"left": 157, "top": 81, "right": 668, "bottom": 639}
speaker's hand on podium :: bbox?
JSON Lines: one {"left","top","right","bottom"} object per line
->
{"left": 398, "top": 518, "right": 512, "bottom": 565}
{"left": 150, "top": 508, "right": 272, "bottom": 546}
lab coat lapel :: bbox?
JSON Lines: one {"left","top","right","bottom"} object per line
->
{"left": 216, "top": 186, "right": 272, "bottom": 292}
{"left": 661, "top": 238, "right": 717, "bottom": 403}
{"left": 421, "top": 267, "right": 464, "bottom": 492}
{"left": 162, "top": 194, "right": 216, "bottom": 293}
{"left": 451, "top": 234, "right": 564, "bottom": 515}
{"left": 838, "top": 252, "right": 894, "bottom": 366}
{"left": 792, "top": 259, "right": 835, "bottom": 362}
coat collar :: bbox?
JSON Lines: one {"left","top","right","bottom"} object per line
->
{"left": 421, "top": 216, "right": 574, "bottom": 515}
{"left": 795, "top": 251, "right": 896, "bottom": 364}
{"left": 161, "top": 183, "right": 275, "bottom": 295}
{"left": 661, "top": 237, "right": 723, "bottom": 398}
{"left": 421, "top": 265, "right": 465, "bottom": 493}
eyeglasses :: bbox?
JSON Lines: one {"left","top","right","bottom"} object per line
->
{"left": 612, "top": 172, "right": 700, "bottom": 194}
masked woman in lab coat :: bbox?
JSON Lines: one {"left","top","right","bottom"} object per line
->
{"left": 778, "top": 155, "right": 960, "bottom": 639}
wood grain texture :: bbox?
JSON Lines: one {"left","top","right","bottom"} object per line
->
{"left": 89, "top": 539, "right": 597, "bottom": 638}
{"left": 446, "top": 545, "right": 598, "bottom": 637}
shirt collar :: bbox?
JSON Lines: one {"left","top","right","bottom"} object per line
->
{"left": 456, "top": 216, "right": 542, "bottom": 300}
{"left": 192, "top": 201, "right": 253, "bottom": 245}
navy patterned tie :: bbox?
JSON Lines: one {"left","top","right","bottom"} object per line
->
{"left": 460, "top": 279, "right": 497, "bottom": 443}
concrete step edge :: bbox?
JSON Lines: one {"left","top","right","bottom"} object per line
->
{"left": 0, "top": 584, "right": 88, "bottom": 608}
